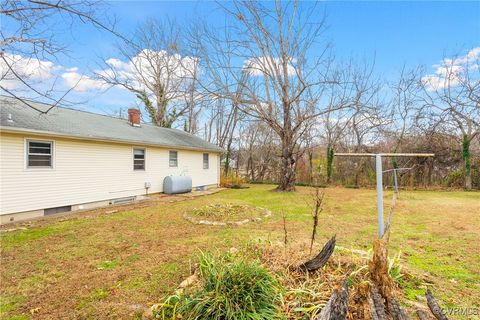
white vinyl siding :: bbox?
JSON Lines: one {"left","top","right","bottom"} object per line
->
{"left": 0, "top": 133, "right": 220, "bottom": 215}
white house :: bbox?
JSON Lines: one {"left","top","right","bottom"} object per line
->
{"left": 0, "top": 96, "right": 223, "bottom": 224}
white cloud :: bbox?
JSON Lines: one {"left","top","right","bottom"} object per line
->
{"left": 243, "top": 56, "right": 296, "bottom": 76}
{"left": 0, "top": 53, "right": 57, "bottom": 89}
{"left": 61, "top": 71, "right": 109, "bottom": 92}
{"left": 422, "top": 47, "right": 480, "bottom": 91}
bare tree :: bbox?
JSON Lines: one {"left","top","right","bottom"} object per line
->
{"left": 388, "top": 66, "right": 423, "bottom": 152}
{"left": 318, "top": 63, "right": 377, "bottom": 184}
{"left": 319, "top": 61, "right": 384, "bottom": 185}
{"left": 203, "top": 73, "right": 249, "bottom": 175}
{"left": 194, "top": 0, "right": 344, "bottom": 191}
{"left": 97, "top": 19, "right": 200, "bottom": 127}
{"left": 238, "top": 121, "right": 278, "bottom": 182}
{"left": 421, "top": 49, "right": 480, "bottom": 190}
{"left": 0, "top": 0, "right": 121, "bottom": 111}
{"left": 320, "top": 107, "right": 351, "bottom": 184}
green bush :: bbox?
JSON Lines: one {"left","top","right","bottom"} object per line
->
{"left": 155, "top": 253, "right": 283, "bottom": 320}
{"left": 446, "top": 170, "right": 463, "bottom": 187}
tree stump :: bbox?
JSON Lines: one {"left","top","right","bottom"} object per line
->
{"left": 368, "top": 236, "right": 395, "bottom": 300}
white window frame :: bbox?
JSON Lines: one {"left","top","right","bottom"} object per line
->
{"left": 25, "top": 139, "right": 54, "bottom": 169}
{"left": 203, "top": 153, "right": 209, "bottom": 169}
{"left": 169, "top": 150, "right": 178, "bottom": 167}
{"left": 133, "top": 147, "right": 146, "bottom": 171}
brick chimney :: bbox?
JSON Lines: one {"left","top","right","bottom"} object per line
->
{"left": 128, "top": 108, "right": 141, "bottom": 127}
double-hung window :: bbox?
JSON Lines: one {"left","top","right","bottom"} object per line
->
{"left": 169, "top": 151, "right": 178, "bottom": 167}
{"left": 27, "top": 140, "right": 53, "bottom": 168}
{"left": 133, "top": 148, "right": 145, "bottom": 170}
{"left": 203, "top": 153, "right": 209, "bottom": 169}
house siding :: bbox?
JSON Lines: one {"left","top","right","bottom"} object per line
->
{"left": 0, "top": 132, "right": 219, "bottom": 216}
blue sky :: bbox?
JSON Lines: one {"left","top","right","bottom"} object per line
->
{"left": 4, "top": 1, "right": 480, "bottom": 115}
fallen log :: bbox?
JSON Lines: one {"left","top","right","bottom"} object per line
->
{"left": 316, "top": 281, "right": 349, "bottom": 320}
{"left": 369, "top": 286, "right": 387, "bottom": 320}
{"left": 426, "top": 290, "right": 449, "bottom": 320}
{"left": 416, "top": 309, "right": 432, "bottom": 320}
{"left": 299, "top": 235, "right": 336, "bottom": 272}
{"left": 388, "top": 297, "right": 411, "bottom": 320}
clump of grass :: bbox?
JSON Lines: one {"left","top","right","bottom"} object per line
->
{"left": 96, "top": 260, "right": 117, "bottom": 270}
{"left": 388, "top": 251, "right": 403, "bottom": 282}
{"left": 154, "top": 252, "right": 283, "bottom": 319}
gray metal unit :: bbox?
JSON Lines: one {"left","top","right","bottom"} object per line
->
{"left": 163, "top": 176, "right": 192, "bottom": 194}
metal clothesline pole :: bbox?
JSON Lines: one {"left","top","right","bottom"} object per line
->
{"left": 334, "top": 152, "right": 434, "bottom": 238}
{"left": 375, "top": 154, "right": 384, "bottom": 237}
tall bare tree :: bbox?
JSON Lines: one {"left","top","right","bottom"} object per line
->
{"left": 387, "top": 66, "right": 423, "bottom": 151}
{"left": 194, "top": 0, "right": 345, "bottom": 191}
{"left": 421, "top": 49, "right": 480, "bottom": 190}
{"left": 98, "top": 19, "right": 200, "bottom": 127}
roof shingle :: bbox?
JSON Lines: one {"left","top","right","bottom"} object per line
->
{"left": 0, "top": 96, "right": 223, "bottom": 153}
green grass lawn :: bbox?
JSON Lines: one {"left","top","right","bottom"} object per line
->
{"left": 1, "top": 185, "right": 479, "bottom": 319}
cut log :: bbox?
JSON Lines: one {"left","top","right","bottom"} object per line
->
{"left": 299, "top": 235, "right": 336, "bottom": 272}
{"left": 316, "top": 281, "right": 349, "bottom": 320}
{"left": 425, "top": 290, "right": 449, "bottom": 320}
{"left": 416, "top": 309, "right": 432, "bottom": 320}
{"left": 369, "top": 286, "right": 387, "bottom": 320}
{"left": 388, "top": 297, "right": 411, "bottom": 320}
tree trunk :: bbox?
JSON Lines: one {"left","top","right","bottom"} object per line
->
{"left": 247, "top": 155, "right": 255, "bottom": 182}
{"left": 354, "top": 167, "right": 360, "bottom": 187}
{"left": 224, "top": 149, "right": 231, "bottom": 177}
{"left": 308, "top": 151, "right": 314, "bottom": 185}
{"left": 463, "top": 135, "right": 472, "bottom": 190}
{"left": 326, "top": 146, "right": 334, "bottom": 184}
{"left": 224, "top": 138, "right": 233, "bottom": 177}
{"left": 277, "top": 138, "right": 296, "bottom": 191}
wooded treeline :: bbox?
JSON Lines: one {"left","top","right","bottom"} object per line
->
{"left": 2, "top": 1, "right": 479, "bottom": 190}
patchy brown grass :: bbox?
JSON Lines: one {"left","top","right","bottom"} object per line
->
{"left": 1, "top": 185, "right": 479, "bottom": 319}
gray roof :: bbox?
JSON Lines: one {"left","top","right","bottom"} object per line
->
{"left": 0, "top": 96, "right": 223, "bottom": 153}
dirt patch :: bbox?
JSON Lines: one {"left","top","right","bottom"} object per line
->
{"left": 183, "top": 203, "right": 272, "bottom": 226}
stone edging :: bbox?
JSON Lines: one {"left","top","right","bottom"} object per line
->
{"left": 183, "top": 207, "right": 272, "bottom": 226}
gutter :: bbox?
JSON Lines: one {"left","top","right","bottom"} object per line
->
{"left": 0, "top": 126, "right": 225, "bottom": 154}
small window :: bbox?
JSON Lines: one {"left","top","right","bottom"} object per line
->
{"left": 133, "top": 148, "right": 145, "bottom": 170}
{"left": 169, "top": 151, "right": 178, "bottom": 167}
{"left": 203, "top": 153, "right": 209, "bottom": 169}
{"left": 27, "top": 140, "right": 53, "bottom": 168}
